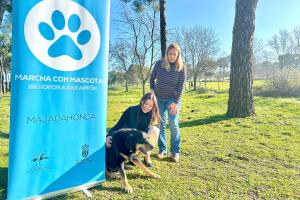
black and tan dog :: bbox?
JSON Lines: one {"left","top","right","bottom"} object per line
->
{"left": 106, "top": 128, "right": 160, "bottom": 193}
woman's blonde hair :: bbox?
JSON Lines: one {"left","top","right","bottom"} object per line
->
{"left": 162, "top": 43, "right": 184, "bottom": 71}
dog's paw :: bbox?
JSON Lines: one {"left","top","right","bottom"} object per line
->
{"left": 107, "top": 173, "right": 117, "bottom": 179}
{"left": 151, "top": 173, "right": 160, "bottom": 179}
{"left": 124, "top": 185, "right": 133, "bottom": 193}
{"left": 105, "top": 171, "right": 116, "bottom": 179}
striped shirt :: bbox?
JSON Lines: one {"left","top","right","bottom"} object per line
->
{"left": 150, "top": 60, "right": 186, "bottom": 103}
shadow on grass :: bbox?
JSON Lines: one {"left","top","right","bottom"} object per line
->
{"left": 179, "top": 114, "right": 229, "bottom": 128}
{"left": 126, "top": 173, "right": 156, "bottom": 180}
{"left": 0, "top": 131, "right": 9, "bottom": 139}
{"left": 0, "top": 167, "right": 8, "bottom": 200}
{"left": 94, "top": 185, "right": 124, "bottom": 193}
{"left": 94, "top": 174, "right": 155, "bottom": 194}
{"left": 152, "top": 154, "right": 177, "bottom": 163}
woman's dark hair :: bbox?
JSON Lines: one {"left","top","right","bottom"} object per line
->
{"left": 140, "top": 92, "right": 160, "bottom": 124}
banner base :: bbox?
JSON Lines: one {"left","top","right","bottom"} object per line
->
{"left": 24, "top": 180, "right": 105, "bottom": 200}
{"left": 80, "top": 185, "right": 93, "bottom": 198}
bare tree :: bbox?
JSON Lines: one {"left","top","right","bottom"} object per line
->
{"left": 278, "top": 30, "right": 291, "bottom": 54}
{"left": 253, "top": 37, "right": 265, "bottom": 64}
{"left": 0, "top": 33, "right": 11, "bottom": 95}
{"left": 262, "top": 27, "right": 300, "bottom": 95}
{"left": 217, "top": 55, "right": 230, "bottom": 81}
{"left": 291, "top": 26, "right": 300, "bottom": 54}
{"left": 227, "top": 0, "right": 258, "bottom": 117}
{"left": 110, "top": 39, "right": 135, "bottom": 91}
{"left": 117, "top": 2, "right": 160, "bottom": 94}
{"left": 267, "top": 29, "right": 292, "bottom": 62}
{"left": 267, "top": 35, "right": 280, "bottom": 61}
{"left": 121, "top": 0, "right": 167, "bottom": 58}
{"left": 176, "top": 26, "right": 219, "bottom": 90}
{"left": 201, "top": 58, "right": 217, "bottom": 87}
{"left": 0, "top": 11, "right": 11, "bottom": 96}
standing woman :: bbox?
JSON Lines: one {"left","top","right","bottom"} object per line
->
{"left": 150, "top": 43, "right": 186, "bottom": 162}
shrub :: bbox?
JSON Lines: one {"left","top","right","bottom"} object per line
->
{"left": 255, "top": 68, "right": 300, "bottom": 97}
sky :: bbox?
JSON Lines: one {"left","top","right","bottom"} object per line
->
{"left": 109, "top": 0, "right": 300, "bottom": 55}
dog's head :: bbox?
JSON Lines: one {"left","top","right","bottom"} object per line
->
{"left": 126, "top": 130, "right": 154, "bottom": 156}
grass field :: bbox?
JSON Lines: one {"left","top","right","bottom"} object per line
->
{"left": 1, "top": 81, "right": 300, "bottom": 199}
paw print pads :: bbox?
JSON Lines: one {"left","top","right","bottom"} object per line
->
{"left": 38, "top": 23, "right": 55, "bottom": 40}
{"left": 68, "top": 14, "right": 80, "bottom": 32}
{"left": 52, "top": 10, "right": 65, "bottom": 30}
{"left": 38, "top": 10, "right": 91, "bottom": 60}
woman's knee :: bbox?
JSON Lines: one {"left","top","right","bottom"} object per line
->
{"left": 168, "top": 118, "right": 179, "bottom": 129}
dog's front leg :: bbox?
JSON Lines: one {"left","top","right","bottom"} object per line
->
{"left": 118, "top": 162, "right": 133, "bottom": 193}
{"left": 105, "top": 169, "right": 116, "bottom": 179}
{"left": 130, "top": 155, "right": 160, "bottom": 179}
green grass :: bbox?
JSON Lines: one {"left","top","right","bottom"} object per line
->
{"left": 0, "top": 94, "right": 9, "bottom": 200}
{"left": 1, "top": 81, "right": 300, "bottom": 199}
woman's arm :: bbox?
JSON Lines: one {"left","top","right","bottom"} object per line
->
{"left": 169, "top": 69, "right": 186, "bottom": 115}
{"left": 174, "top": 68, "right": 187, "bottom": 104}
{"left": 150, "top": 61, "right": 160, "bottom": 90}
{"left": 106, "top": 136, "right": 112, "bottom": 148}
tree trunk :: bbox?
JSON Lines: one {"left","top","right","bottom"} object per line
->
{"left": 193, "top": 76, "right": 197, "bottom": 91}
{"left": 227, "top": 0, "right": 258, "bottom": 117}
{"left": 125, "top": 80, "right": 128, "bottom": 92}
{"left": 0, "top": 66, "right": 2, "bottom": 96}
{"left": 159, "top": 0, "right": 167, "bottom": 58}
{"left": 4, "top": 71, "right": 8, "bottom": 93}
{"left": 142, "top": 80, "right": 146, "bottom": 95}
{"left": 125, "top": 72, "right": 129, "bottom": 92}
{"left": 1, "top": 70, "right": 5, "bottom": 94}
{"left": 125, "top": 77, "right": 128, "bottom": 92}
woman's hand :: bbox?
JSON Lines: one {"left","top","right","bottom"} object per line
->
{"left": 168, "top": 103, "right": 178, "bottom": 115}
{"left": 106, "top": 136, "right": 112, "bottom": 148}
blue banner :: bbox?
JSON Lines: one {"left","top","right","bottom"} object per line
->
{"left": 8, "top": 0, "right": 110, "bottom": 199}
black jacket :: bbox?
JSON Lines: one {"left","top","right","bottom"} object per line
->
{"left": 108, "top": 105, "right": 152, "bottom": 134}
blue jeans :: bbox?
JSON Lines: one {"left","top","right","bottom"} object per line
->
{"left": 157, "top": 98, "right": 181, "bottom": 157}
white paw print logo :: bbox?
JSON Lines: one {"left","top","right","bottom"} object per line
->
{"left": 24, "top": 0, "right": 101, "bottom": 71}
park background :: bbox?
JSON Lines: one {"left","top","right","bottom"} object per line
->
{"left": 1, "top": 0, "right": 300, "bottom": 199}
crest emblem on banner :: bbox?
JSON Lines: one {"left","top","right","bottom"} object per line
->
{"left": 24, "top": 0, "right": 101, "bottom": 71}
{"left": 81, "top": 144, "right": 89, "bottom": 158}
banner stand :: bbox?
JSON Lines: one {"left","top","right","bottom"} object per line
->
{"left": 24, "top": 181, "right": 104, "bottom": 200}
{"left": 80, "top": 185, "right": 93, "bottom": 198}
{"left": 8, "top": 0, "right": 110, "bottom": 199}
